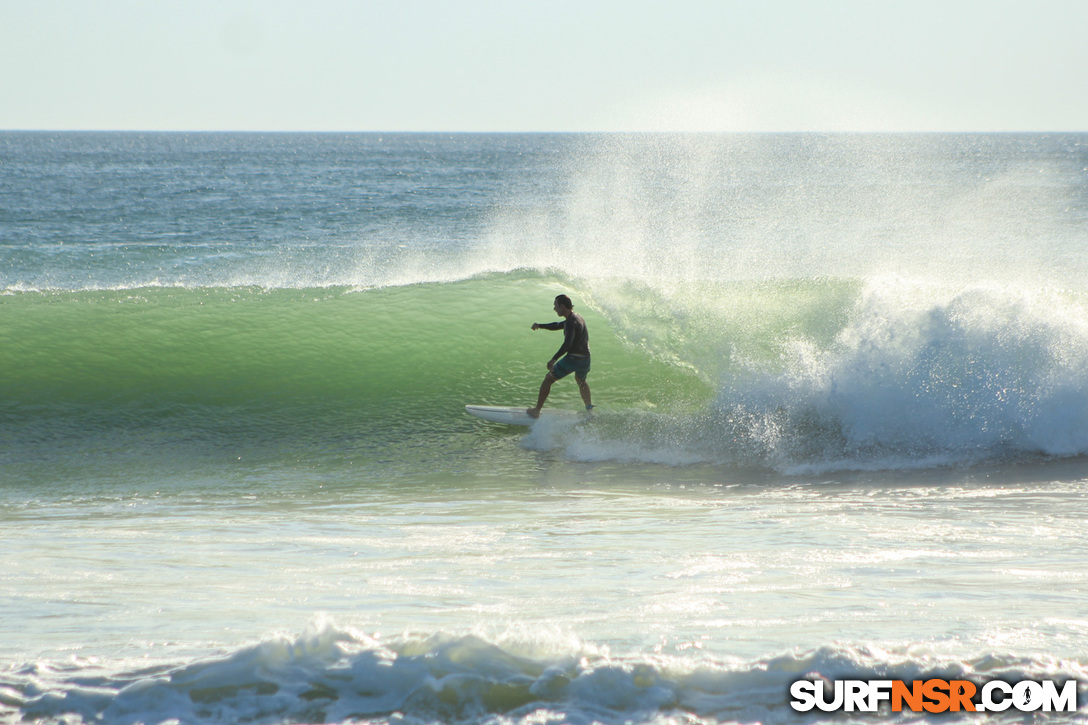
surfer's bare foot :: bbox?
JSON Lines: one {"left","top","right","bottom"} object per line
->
{"left": 526, "top": 407, "right": 540, "bottom": 418}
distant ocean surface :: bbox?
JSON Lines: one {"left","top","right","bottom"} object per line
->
{"left": 2, "top": 132, "right": 1087, "bottom": 724}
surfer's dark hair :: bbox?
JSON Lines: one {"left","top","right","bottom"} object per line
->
{"left": 554, "top": 294, "right": 573, "bottom": 309}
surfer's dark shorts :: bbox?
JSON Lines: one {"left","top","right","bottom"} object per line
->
{"left": 552, "top": 354, "right": 590, "bottom": 381}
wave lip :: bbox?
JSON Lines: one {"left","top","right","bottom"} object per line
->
{"left": 747, "top": 283, "right": 1088, "bottom": 472}
{"left": 528, "top": 281, "right": 1088, "bottom": 475}
{"left": 5, "top": 625, "right": 1088, "bottom": 725}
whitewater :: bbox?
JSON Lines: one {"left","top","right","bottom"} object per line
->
{"left": 1, "top": 132, "right": 1087, "bottom": 724}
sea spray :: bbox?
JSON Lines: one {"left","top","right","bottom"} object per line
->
{"left": 478, "top": 134, "right": 1087, "bottom": 290}
{"left": 517, "top": 278, "right": 1088, "bottom": 473}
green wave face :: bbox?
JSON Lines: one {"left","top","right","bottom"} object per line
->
{"left": 2, "top": 275, "right": 706, "bottom": 410}
{"left": 10, "top": 271, "right": 1085, "bottom": 477}
{"left": 0, "top": 273, "right": 711, "bottom": 475}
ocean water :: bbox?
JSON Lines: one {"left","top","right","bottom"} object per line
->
{"left": 2, "top": 132, "right": 1087, "bottom": 724}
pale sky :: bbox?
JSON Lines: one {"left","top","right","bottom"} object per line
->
{"left": 2, "top": 0, "right": 1086, "bottom": 132}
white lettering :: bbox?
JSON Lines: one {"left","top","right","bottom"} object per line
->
{"left": 1041, "top": 680, "right": 1077, "bottom": 712}
{"left": 815, "top": 680, "right": 844, "bottom": 712}
{"left": 867, "top": 680, "right": 893, "bottom": 711}
{"left": 982, "top": 681, "right": 1012, "bottom": 712}
{"left": 844, "top": 680, "right": 868, "bottom": 712}
{"left": 790, "top": 680, "right": 816, "bottom": 712}
{"left": 1013, "top": 681, "right": 1044, "bottom": 712}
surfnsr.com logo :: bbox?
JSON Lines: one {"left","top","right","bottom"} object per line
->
{"left": 790, "top": 678, "right": 1079, "bottom": 713}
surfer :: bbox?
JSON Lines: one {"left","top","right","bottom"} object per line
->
{"left": 527, "top": 294, "right": 592, "bottom": 418}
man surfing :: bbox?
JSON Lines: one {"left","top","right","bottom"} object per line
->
{"left": 527, "top": 294, "right": 593, "bottom": 418}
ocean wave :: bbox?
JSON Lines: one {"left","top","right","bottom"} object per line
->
{"left": 4, "top": 624, "right": 1085, "bottom": 725}
{"left": 529, "top": 279, "right": 1088, "bottom": 473}
{"left": 7, "top": 272, "right": 1088, "bottom": 475}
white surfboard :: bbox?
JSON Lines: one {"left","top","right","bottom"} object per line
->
{"left": 465, "top": 405, "right": 586, "bottom": 426}
{"left": 465, "top": 405, "right": 539, "bottom": 426}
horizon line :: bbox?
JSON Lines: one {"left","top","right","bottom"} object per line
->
{"left": 3, "top": 128, "right": 1086, "bottom": 135}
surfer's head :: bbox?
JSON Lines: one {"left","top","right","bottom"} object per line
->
{"left": 554, "top": 294, "right": 573, "bottom": 316}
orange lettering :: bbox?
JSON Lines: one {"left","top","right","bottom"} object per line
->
{"left": 892, "top": 680, "right": 923, "bottom": 712}
{"left": 922, "top": 679, "right": 950, "bottom": 713}
{"left": 949, "top": 680, "right": 976, "bottom": 712}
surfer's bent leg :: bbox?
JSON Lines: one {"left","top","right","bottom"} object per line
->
{"left": 528, "top": 373, "right": 557, "bottom": 418}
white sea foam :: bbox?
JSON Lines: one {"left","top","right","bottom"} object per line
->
{"left": 524, "top": 279, "right": 1088, "bottom": 473}
{"left": 5, "top": 623, "right": 1085, "bottom": 725}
